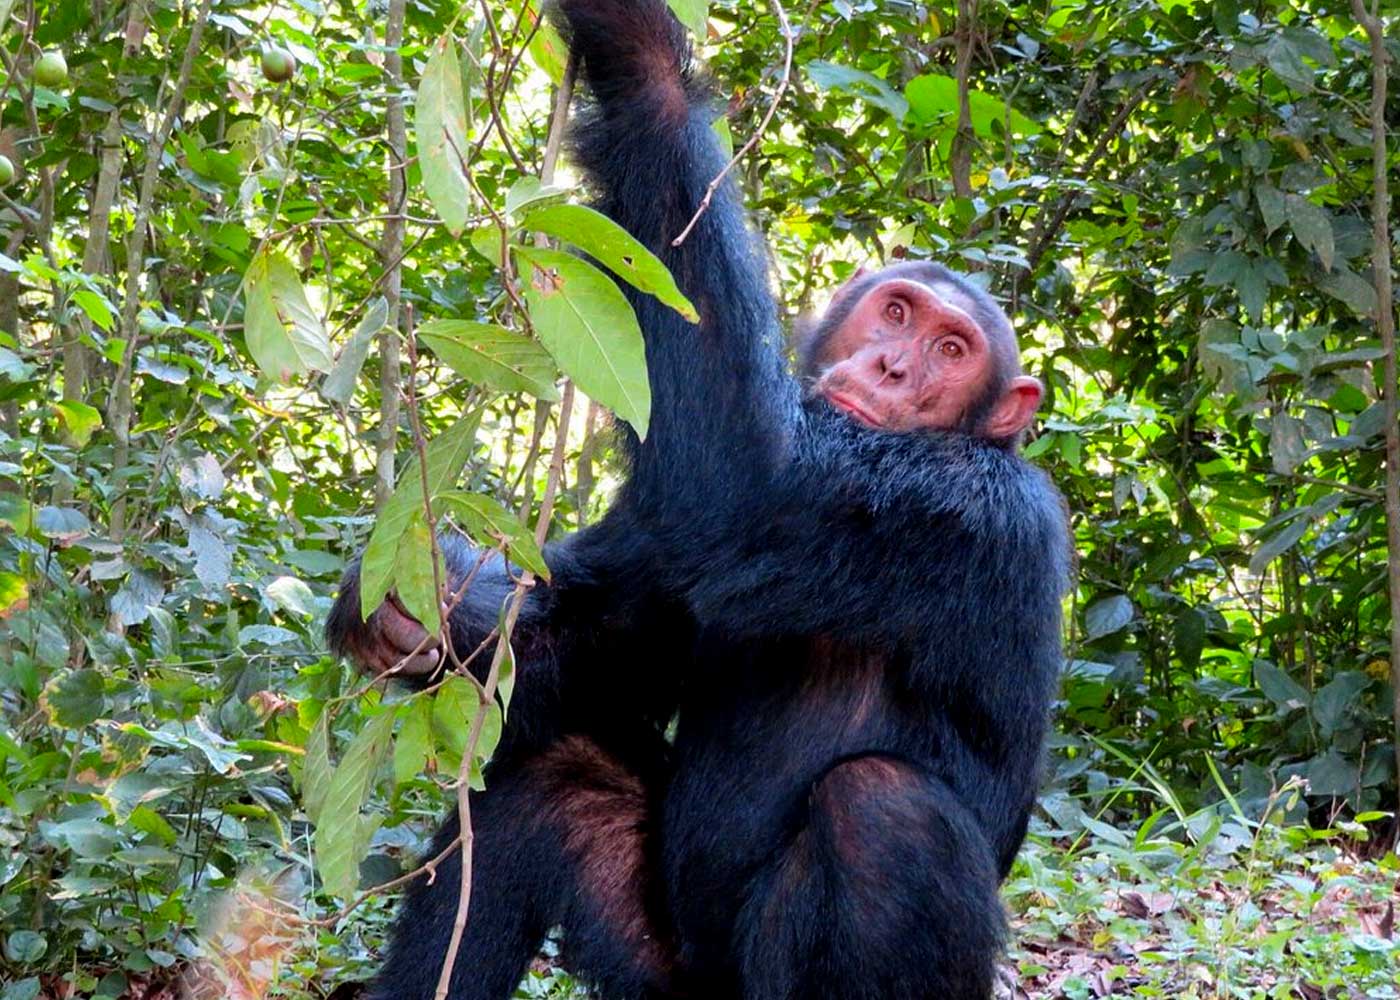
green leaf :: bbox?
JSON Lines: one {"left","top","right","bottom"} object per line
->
{"left": 394, "top": 512, "right": 441, "bottom": 635}
{"left": 1285, "top": 194, "right": 1334, "bottom": 271}
{"left": 667, "top": 0, "right": 708, "bottom": 37}
{"left": 1255, "top": 184, "right": 1286, "bottom": 235}
{"left": 0, "top": 572, "right": 25, "bottom": 616}
{"left": 808, "top": 61, "right": 908, "bottom": 119}
{"left": 1311, "top": 671, "right": 1368, "bottom": 738}
{"left": 242, "top": 249, "right": 332, "bottom": 381}
{"left": 495, "top": 601, "right": 516, "bottom": 722}
{"left": 1264, "top": 34, "right": 1313, "bottom": 92}
{"left": 418, "top": 319, "right": 560, "bottom": 400}
{"left": 435, "top": 490, "right": 551, "bottom": 581}
{"left": 360, "top": 411, "right": 482, "bottom": 620}
{"left": 1084, "top": 595, "right": 1134, "bottom": 640}
{"left": 1269, "top": 413, "right": 1306, "bottom": 475}
{"left": 43, "top": 670, "right": 106, "bottom": 729}
{"left": 321, "top": 296, "right": 388, "bottom": 404}
{"left": 70, "top": 289, "right": 114, "bottom": 332}
{"left": 1254, "top": 660, "right": 1309, "bottom": 713}
{"left": 905, "top": 73, "right": 1039, "bottom": 137}
{"left": 519, "top": 204, "right": 699, "bottom": 322}
{"left": 1316, "top": 265, "right": 1379, "bottom": 318}
{"left": 316, "top": 710, "right": 395, "bottom": 899}
{"left": 1304, "top": 749, "right": 1354, "bottom": 797}
{"left": 416, "top": 31, "right": 473, "bottom": 236}
{"left": 394, "top": 698, "right": 433, "bottom": 786}
{"left": 522, "top": 0, "right": 568, "bottom": 84}
{"left": 504, "top": 176, "right": 570, "bottom": 218}
{"left": 301, "top": 713, "right": 332, "bottom": 826}
{"left": 430, "top": 674, "right": 478, "bottom": 773}
{"left": 514, "top": 246, "right": 651, "bottom": 439}
{"left": 5, "top": 931, "right": 46, "bottom": 964}
{"left": 54, "top": 399, "right": 101, "bottom": 447}
{"left": 1249, "top": 516, "right": 1310, "bottom": 575}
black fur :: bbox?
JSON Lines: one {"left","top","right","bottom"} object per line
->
{"left": 326, "top": 2, "right": 1071, "bottom": 998}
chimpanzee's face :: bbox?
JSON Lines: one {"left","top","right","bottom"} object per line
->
{"left": 811, "top": 273, "right": 1040, "bottom": 439}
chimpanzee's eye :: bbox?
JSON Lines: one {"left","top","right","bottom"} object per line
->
{"left": 884, "top": 301, "right": 906, "bottom": 324}
{"left": 939, "top": 339, "right": 964, "bottom": 359}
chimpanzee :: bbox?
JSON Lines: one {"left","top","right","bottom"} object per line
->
{"left": 325, "top": 2, "right": 1071, "bottom": 999}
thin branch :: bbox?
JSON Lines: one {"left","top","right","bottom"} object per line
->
{"left": 672, "top": 0, "right": 793, "bottom": 247}
{"left": 431, "top": 55, "right": 577, "bottom": 998}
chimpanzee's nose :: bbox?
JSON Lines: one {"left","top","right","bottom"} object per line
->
{"left": 877, "top": 348, "right": 907, "bottom": 382}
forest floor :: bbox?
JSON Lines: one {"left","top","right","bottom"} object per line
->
{"left": 995, "top": 833, "right": 1398, "bottom": 999}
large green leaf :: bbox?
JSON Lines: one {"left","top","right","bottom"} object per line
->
{"left": 359, "top": 411, "right": 483, "bottom": 621}
{"left": 242, "top": 249, "right": 332, "bottom": 380}
{"left": 1285, "top": 194, "right": 1334, "bottom": 271}
{"left": 808, "top": 61, "right": 908, "bottom": 119}
{"left": 434, "top": 490, "right": 551, "bottom": 581}
{"left": 904, "top": 74, "right": 1040, "bottom": 137}
{"left": 667, "top": 0, "right": 708, "bottom": 37}
{"left": 394, "top": 512, "right": 441, "bottom": 635}
{"left": 316, "top": 710, "right": 395, "bottom": 899}
{"left": 514, "top": 246, "right": 651, "bottom": 439}
{"left": 418, "top": 319, "right": 560, "bottom": 400}
{"left": 519, "top": 204, "right": 699, "bottom": 322}
{"left": 416, "top": 31, "right": 472, "bottom": 236}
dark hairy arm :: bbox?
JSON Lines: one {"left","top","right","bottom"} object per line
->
{"left": 556, "top": 0, "right": 799, "bottom": 522}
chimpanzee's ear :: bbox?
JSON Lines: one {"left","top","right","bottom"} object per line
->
{"left": 983, "top": 376, "right": 1043, "bottom": 440}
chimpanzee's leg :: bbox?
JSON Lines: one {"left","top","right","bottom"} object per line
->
{"left": 732, "top": 755, "right": 1005, "bottom": 1000}
{"left": 366, "top": 732, "right": 677, "bottom": 1000}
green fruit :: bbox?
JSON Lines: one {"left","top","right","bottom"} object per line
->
{"left": 0, "top": 155, "right": 13, "bottom": 187}
{"left": 33, "top": 51, "right": 68, "bottom": 88}
{"left": 260, "top": 46, "right": 296, "bottom": 83}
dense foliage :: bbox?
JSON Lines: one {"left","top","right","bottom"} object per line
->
{"left": 0, "top": 0, "right": 1396, "bottom": 996}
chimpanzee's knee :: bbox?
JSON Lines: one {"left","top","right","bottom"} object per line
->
{"left": 735, "top": 755, "right": 1005, "bottom": 1000}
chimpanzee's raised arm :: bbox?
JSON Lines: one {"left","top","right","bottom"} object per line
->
{"left": 554, "top": 0, "right": 799, "bottom": 518}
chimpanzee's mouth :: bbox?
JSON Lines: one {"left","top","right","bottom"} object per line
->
{"left": 824, "top": 391, "right": 882, "bottom": 429}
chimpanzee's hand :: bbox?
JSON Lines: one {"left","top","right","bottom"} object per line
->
{"left": 340, "top": 592, "right": 442, "bottom": 679}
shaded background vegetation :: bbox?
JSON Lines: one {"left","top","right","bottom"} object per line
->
{"left": 0, "top": 0, "right": 1397, "bottom": 996}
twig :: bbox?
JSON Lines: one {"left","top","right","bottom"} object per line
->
{"left": 431, "top": 56, "right": 577, "bottom": 998}
{"left": 672, "top": 0, "right": 793, "bottom": 247}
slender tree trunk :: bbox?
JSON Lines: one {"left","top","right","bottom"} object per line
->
{"left": 949, "top": 0, "right": 977, "bottom": 202}
{"left": 376, "top": 0, "right": 408, "bottom": 507}
{"left": 60, "top": 2, "right": 145, "bottom": 456}
{"left": 107, "top": 0, "right": 212, "bottom": 542}
{"left": 73, "top": 4, "right": 147, "bottom": 381}
{"left": 1351, "top": 0, "right": 1398, "bottom": 823}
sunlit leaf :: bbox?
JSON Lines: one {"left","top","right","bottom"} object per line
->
{"left": 434, "top": 491, "right": 550, "bottom": 581}
{"left": 54, "top": 400, "right": 101, "bottom": 447}
{"left": 514, "top": 246, "right": 651, "bottom": 439}
{"left": 416, "top": 31, "right": 472, "bottom": 235}
{"left": 394, "top": 512, "right": 441, "bottom": 635}
{"left": 905, "top": 73, "right": 1040, "bottom": 137}
{"left": 667, "top": 0, "right": 708, "bottom": 36}
{"left": 242, "top": 249, "right": 332, "bottom": 380}
{"left": 519, "top": 203, "right": 698, "bottom": 322}
{"left": 418, "top": 319, "right": 560, "bottom": 400}
{"left": 394, "top": 698, "right": 433, "bottom": 786}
